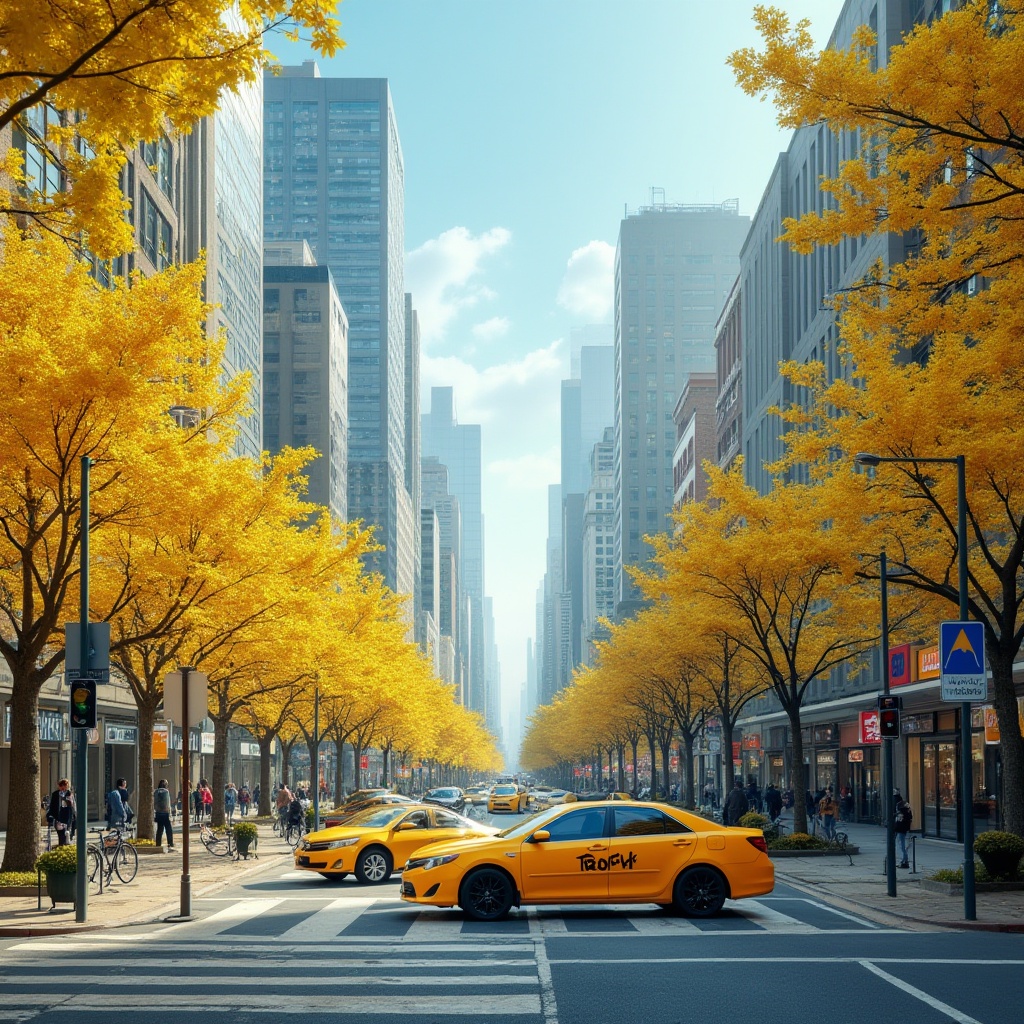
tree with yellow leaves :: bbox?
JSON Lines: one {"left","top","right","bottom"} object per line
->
{"left": 731, "top": 1, "right": 1024, "bottom": 836}
{"left": 0, "top": 0, "right": 343, "bottom": 254}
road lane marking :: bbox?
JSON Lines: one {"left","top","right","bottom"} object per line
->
{"left": 402, "top": 911, "right": 466, "bottom": 942}
{"left": 740, "top": 900, "right": 817, "bottom": 933}
{"left": 859, "top": 960, "right": 982, "bottom": 1024}
{"left": 195, "top": 897, "right": 284, "bottom": 932}
{"left": 528, "top": 908, "right": 561, "bottom": 1024}
{"left": 276, "top": 897, "right": 378, "bottom": 941}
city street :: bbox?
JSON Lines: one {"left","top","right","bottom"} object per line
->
{"left": 2, "top": 812, "right": 1023, "bottom": 1023}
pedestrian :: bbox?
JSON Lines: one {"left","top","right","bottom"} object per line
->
{"left": 818, "top": 786, "right": 839, "bottom": 840}
{"left": 894, "top": 792, "right": 913, "bottom": 868}
{"left": 239, "top": 785, "right": 251, "bottom": 817}
{"left": 840, "top": 785, "right": 855, "bottom": 822}
{"left": 723, "top": 779, "right": 748, "bottom": 827}
{"left": 201, "top": 779, "right": 213, "bottom": 820}
{"left": 106, "top": 778, "right": 131, "bottom": 828}
{"left": 782, "top": 787, "right": 794, "bottom": 810}
{"left": 745, "top": 778, "right": 762, "bottom": 814}
{"left": 275, "top": 781, "right": 293, "bottom": 831}
{"left": 46, "top": 778, "right": 76, "bottom": 846}
{"left": 224, "top": 782, "right": 238, "bottom": 825}
{"left": 191, "top": 783, "right": 203, "bottom": 823}
{"left": 252, "top": 784, "right": 261, "bottom": 815}
{"left": 764, "top": 783, "right": 782, "bottom": 821}
{"left": 154, "top": 778, "right": 175, "bottom": 850}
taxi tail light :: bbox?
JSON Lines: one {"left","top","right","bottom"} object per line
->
{"left": 746, "top": 836, "right": 768, "bottom": 854}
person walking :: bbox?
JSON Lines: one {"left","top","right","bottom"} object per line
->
{"left": 224, "top": 783, "right": 238, "bottom": 825}
{"left": 107, "top": 778, "right": 131, "bottom": 828}
{"left": 252, "top": 784, "right": 261, "bottom": 815}
{"left": 200, "top": 779, "right": 213, "bottom": 820}
{"left": 239, "top": 785, "right": 251, "bottom": 817}
{"left": 818, "top": 786, "right": 839, "bottom": 840}
{"left": 764, "top": 782, "right": 783, "bottom": 821}
{"left": 723, "top": 779, "right": 748, "bottom": 827}
{"left": 46, "top": 778, "right": 76, "bottom": 846}
{"left": 192, "top": 782, "right": 203, "bottom": 824}
{"left": 154, "top": 778, "right": 175, "bottom": 850}
{"left": 894, "top": 792, "right": 913, "bottom": 868}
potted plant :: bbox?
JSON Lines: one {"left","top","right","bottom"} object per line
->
{"left": 233, "top": 820, "right": 259, "bottom": 860}
{"left": 36, "top": 844, "right": 78, "bottom": 906}
{"left": 973, "top": 831, "right": 1024, "bottom": 880}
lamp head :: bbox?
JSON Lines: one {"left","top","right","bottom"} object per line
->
{"left": 854, "top": 452, "right": 881, "bottom": 467}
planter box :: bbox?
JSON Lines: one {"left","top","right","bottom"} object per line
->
{"left": 0, "top": 885, "right": 40, "bottom": 897}
{"left": 45, "top": 872, "right": 76, "bottom": 906}
{"left": 922, "top": 878, "right": 1024, "bottom": 896}
{"left": 131, "top": 845, "right": 168, "bottom": 855}
{"left": 769, "top": 846, "right": 860, "bottom": 858}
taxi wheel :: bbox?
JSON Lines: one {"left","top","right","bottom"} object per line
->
{"left": 673, "top": 865, "right": 727, "bottom": 917}
{"left": 355, "top": 847, "right": 393, "bottom": 884}
{"left": 460, "top": 867, "right": 515, "bottom": 921}
{"left": 319, "top": 872, "right": 348, "bottom": 882}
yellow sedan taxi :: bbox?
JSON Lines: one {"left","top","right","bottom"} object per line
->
{"left": 400, "top": 800, "right": 773, "bottom": 920}
{"left": 295, "top": 804, "right": 498, "bottom": 884}
{"left": 487, "top": 784, "right": 527, "bottom": 814}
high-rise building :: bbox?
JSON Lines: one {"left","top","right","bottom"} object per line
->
{"left": 714, "top": 279, "right": 742, "bottom": 470}
{"left": 264, "top": 64, "right": 412, "bottom": 595}
{"left": 263, "top": 240, "right": 348, "bottom": 521}
{"left": 422, "top": 387, "right": 487, "bottom": 716}
{"left": 581, "top": 427, "right": 616, "bottom": 666}
{"left": 613, "top": 198, "right": 750, "bottom": 616}
{"left": 405, "top": 295, "right": 422, "bottom": 635}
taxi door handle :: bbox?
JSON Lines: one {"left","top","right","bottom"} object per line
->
{"left": 587, "top": 843, "right": 608, "bottom": 852}
{"left": 673, "top": 838, "right": 694, "bottom": 846}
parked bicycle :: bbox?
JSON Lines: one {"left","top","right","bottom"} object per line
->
{"left": 86, "top": 826, "right": 139, "bottom": 894}
{"left": 198, "top": 822, "right": 235, "bottom": 858}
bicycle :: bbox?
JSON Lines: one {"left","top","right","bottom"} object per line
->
{"left": 272, "top": 809, "right": 288, "bottom": 837}
{"left": 284, "top": 817, "right": 306, "bottom": 849}
{"left": 86, "top": 826, "right": 139, "bottom": 894}
{"left": 198, "top": 822, "right": 235, "bottom": 858}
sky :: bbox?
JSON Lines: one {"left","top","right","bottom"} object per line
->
{"left": 272, "top": 0, "right": 847, "bottom": 736}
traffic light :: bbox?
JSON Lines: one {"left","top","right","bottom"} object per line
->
{"left": 878, "top": 694, "right": 901, "bottom": 739}
{"left": 69, "top": 678, "right": 97, "bottom": 729}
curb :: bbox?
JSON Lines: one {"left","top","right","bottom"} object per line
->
{"left": 774, "top": 867, "right": 1024, "bottom": 934}
{"left": 0, "top": 848, "right": 291, "bottom": 938}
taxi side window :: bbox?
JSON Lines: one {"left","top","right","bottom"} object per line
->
{"left": 433, "top": 809, "right": 461, "bottom": 828}
{"left": 613, "top": 806, "right": 693, "bottom": 837}
{"left": 402, "top": 810, "right": 429, "bottom": 829}
{"left": 542, "top": 809, "right": 607, "bottom": 842}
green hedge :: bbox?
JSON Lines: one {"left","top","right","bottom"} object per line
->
{"left": 767, "top": 831, "right": 830, "bottom": 852}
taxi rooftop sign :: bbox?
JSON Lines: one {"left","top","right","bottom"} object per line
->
{"left": 940, "top": 621, "right": 987, "bottom": 702}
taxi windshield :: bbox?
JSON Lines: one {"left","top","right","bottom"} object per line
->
{"left": 493, "top": 785, "right": 517, "bottom": 795}
{"left": 340, "top": 805, "right": 409, "bottom": 829}
{"left": 495, "top": 805, "right": 563, "bottom": 840}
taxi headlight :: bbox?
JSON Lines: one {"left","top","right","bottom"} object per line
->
{"left": 405, "top": 853, "right": 459, "bottom": 872}
{"left": 325, "top": 838, "right": 359, "bottom": 849}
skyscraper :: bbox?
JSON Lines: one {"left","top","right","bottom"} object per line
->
{"left": 612, "top": 198, "right": 749, "bottom": 615}
{"left": 264, "top": 64, "right": 412, "bottom": 595}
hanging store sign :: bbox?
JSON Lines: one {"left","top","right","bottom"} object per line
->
{"left": 816, "top": 751, "right": 837, "bottom": 765}
{"left": 105, "top": 723, "right": 137, "bottom": 745}
{"left": 848, "top": 749, "right": 865, "bottom": 763}
{"left": 889, "top": 643, "right": 912, "bottom": 687}
{"left": 859, "top": 711, "right": 881, "bottom": 745}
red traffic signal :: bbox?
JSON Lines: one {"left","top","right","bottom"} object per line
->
{"left": 69, "top": 678, "right": 97, "bottom": 729}
{"left": 879, "top": 708, "right": 901, "bottom": 739}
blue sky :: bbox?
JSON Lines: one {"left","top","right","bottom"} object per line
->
{"left": 271, "top": 0, "right": 846, "bottom": 732}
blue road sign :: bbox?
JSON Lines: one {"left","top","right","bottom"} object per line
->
{"left": 939, "top": 620, "right": 986, "bottom": 701}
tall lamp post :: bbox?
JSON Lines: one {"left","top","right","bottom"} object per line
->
{"left": 855, "top": 452, "right": 974, "bottom": 920}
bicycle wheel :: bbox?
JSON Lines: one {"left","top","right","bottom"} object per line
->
{"left": 86, "top": 847, "right": 103, "bottom": 895}
{"left": 115, "top": 842, "right": 139, "bottom": 883}
{"left": 285, "top": 824, "right": 303, "bottom": 849}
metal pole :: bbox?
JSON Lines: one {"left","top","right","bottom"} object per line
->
{"left": 313, "top": 686, "right": 320, "bottom": 833}
{"left": 956, "top": 455, "right": 976, "bottom": 920}
{"left": 75, "top": 456, "right": 90, "bottom": 922}
{"left": 179, "top": 666, "right": 193, "bottom": 920}
{"left": 880, "top": 550, "right": 897, "bottom": 897}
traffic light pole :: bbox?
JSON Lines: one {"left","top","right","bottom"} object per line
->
{"left": 880, "top": 551, "right": 897, "bottom": 899}
{"left": 75, "top": 456, "right": 91, "bottom": 923}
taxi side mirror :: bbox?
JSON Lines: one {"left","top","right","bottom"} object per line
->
{"left": 397, "top": 821, "right": 419, "bottom": 831}
{"left": 530, "top": 830, "right": 550, "bottom": 843}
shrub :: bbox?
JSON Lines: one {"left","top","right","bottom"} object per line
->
{"left": 767, "top": 831, "right": 829, "bottom": 852}
{"left": 973, "top": 831, "right": 1024, "bottom": 879}
{"left": 35, "top": 845, "right": 78, "bottom": 875}
{"left": 233, "top": 821, "right": 259, "bottom": 844}
{"left": 929, "top": 863, "right": 994, "bottom": 885}
{"left": 738, "top": 812, "right": 769, "bottom": 830}
{"left": 129, "top": 838, "right": 156, "bottom": 847}
{"left": 0, "top": 871, "right": 39, "bottom": 886}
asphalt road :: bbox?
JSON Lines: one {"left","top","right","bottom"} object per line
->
{"left": 2, "top": 808, "right": 1022, "bottom": 1023}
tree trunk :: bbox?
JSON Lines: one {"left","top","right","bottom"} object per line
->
{"left": 992, "top": 649, "right": 1024, "bottom": 837}
{"left": 0, "top": 680, "right": 42, "bottom": 872}
{"left": 353, "top": 741, "right": 362, "bottom": 790}
{"left": 630, "top": 741, "right": 638, "bottom": 794}
{"left": 617, "top": 744, "right": 625, "bottom": 791}
{"left": 682, "top": 733, "right": 696, "bottom": 808}
{"left": 790, "top": 708, "right": 808, "bottom": 834}
{"left": 334, "top": 739, "right": 345, "bottom": 804}
{"left": 211, "top": 716, "right": 229, "bottom": 827}
{"left": 644, "top": 731, "right": 656, "bottom": 798}
{"left": 259, "top": 734, "right": 273, "bottom": 816}
{"left": 660, "top": 737, "right": 672, "bottom": 799}
{"left": 722, "top": 720, "right": 736, "bottom": 793}
{"left": 135, "top": 699, "right": 159, "bottom": 841}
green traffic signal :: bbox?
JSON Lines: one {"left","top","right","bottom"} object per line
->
{"left": 69, "top": 678, "right": 97, "bottom": 729}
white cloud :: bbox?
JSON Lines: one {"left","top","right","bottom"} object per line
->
{"left": 472, "top": 316, "right": 511, "bottom": 341}
{"left": 556, "top": 240, "right": 615, "bottom": 321}
{"left": 406, "top": 227, "right": 511, "bottom": 345}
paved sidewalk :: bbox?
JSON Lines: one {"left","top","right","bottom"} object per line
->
{"left": 771, "top": 817, "right": 1024, "bottom": 932}
{"left": 0, "top": 820, "right": 291, "bottom": 936}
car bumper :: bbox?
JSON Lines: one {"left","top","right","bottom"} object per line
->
{"left": 294, "top": 852, "right": 349, "bottom": 873}
{"left": 726, "top": 858, "right": 775, "bottom": 899}
{"left": 400, "top": 872, "right": 459, "bottom": 906}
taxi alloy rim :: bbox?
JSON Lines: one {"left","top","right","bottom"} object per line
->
{"left": 360, "top": 850, "right": 390, "bottom": 882}
{"left": 678, "top": 866, "right": 726, "bottom": 916}
{"left": 463, "top": 868, "right": 512, "bottom": 920}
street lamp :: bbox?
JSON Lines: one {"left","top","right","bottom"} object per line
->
{"left": 854, "top": 452, "right": 975, "bottom": 920}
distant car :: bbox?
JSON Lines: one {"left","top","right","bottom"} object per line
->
{"left": 575, "top": 791, "right": 633, "bottom": 802}
{"left": 423, "top": 787, "right": 466, "bottom": 813}
{"left": 464, "top": 785, "right": 490, "bottom": 806}
{"left": 488, "top": 784, "right": 527, "bottom": 814}
{"left": 401, "top": 800, "right": 774, "bottom": 920}
{"left": 323, "top": 793, "right": 415, "bottom": 828}
{"left": 531, "top": 789, "right": 571, "bottom": 810}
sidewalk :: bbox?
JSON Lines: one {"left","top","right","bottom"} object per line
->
{"left": 0, "top": 820, "right": 290, "bottom": 937}
{"left": 770, "top": 817, "right": 1024, "bottom": 933}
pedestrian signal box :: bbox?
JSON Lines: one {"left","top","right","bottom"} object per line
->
{"left": 69, "top": 678, "right": 97, "bottom": 729}
{"left": 877, "top": 694, "right": 902, "bottom": 739}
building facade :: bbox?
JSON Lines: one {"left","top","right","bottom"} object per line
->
{"left": 671, "top": 372, "right": 717, "bottom": 507}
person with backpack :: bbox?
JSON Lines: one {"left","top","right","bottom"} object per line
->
{"left": 818, "top": 787, "right": 839, "bottom": 840}
{"left": 722, "top": 779, "right": 748, "bottom": 827}
{"left": 107, "top": 779, "right": 131, "bottom": 829}
{"left": 224, "top": 782, "right": 238, "bottom": 825}
{"left": 894, "top": 791, "right": 913, "bottom": 868}
{"left": 239, "top": 785, "right": 251, "bottom": 817}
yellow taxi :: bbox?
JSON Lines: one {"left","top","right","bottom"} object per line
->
{"left": 400, "top": 800, "right": 773, "bottom": 920}
{"left": 295, "top": 804, "right": 498, "bottom": 884}
{"left": 487, "top": 784, "right": 527, "bottom": 814}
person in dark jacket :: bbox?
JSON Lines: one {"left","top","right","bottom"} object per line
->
{"left": 894, "top": 792, "right": 913, "bottom": 868}
{"left": 46, "top": 778, "right": 76, "bottom": 845}
{"left": 764, "top": 783, "right": 783, "bottom": 821}
{"left": 723, "top": 780, "right": 748, "bottom": 826}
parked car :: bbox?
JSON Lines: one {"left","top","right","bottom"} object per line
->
{"left": 422, "top": 787, "right": 466, "bottom": 813}
{"left": 464, "top": 785, "right": 490, "bottom": 807}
